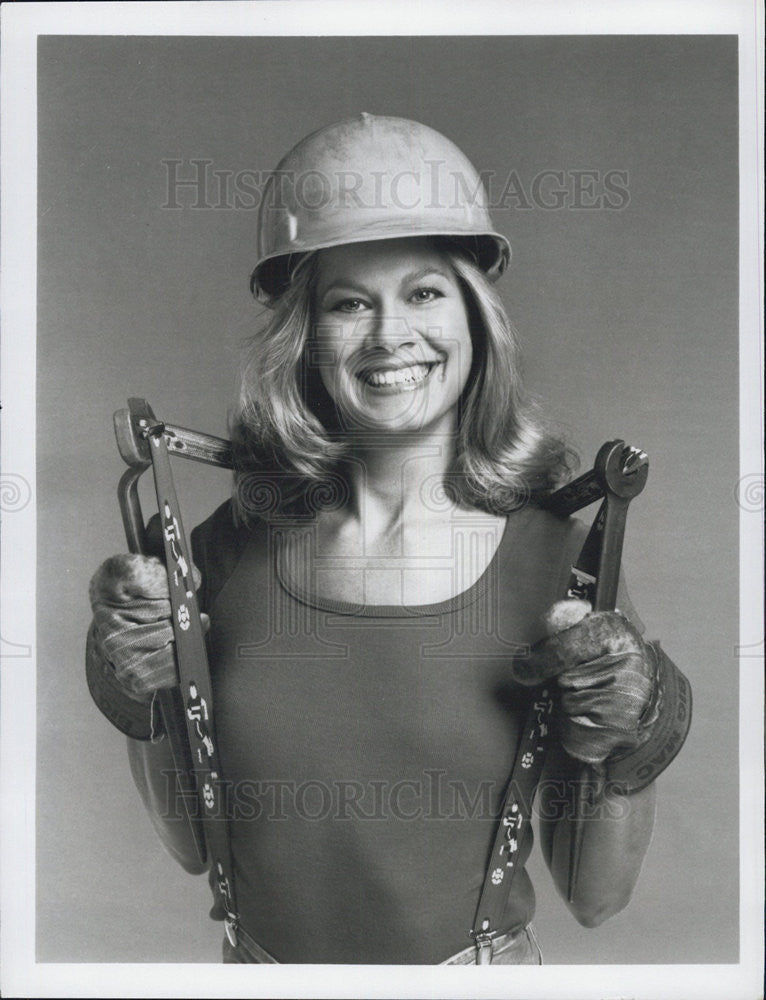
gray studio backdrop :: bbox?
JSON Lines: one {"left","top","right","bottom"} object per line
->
{"left": 37, "top": 35, "right": 738, "bottom": 964}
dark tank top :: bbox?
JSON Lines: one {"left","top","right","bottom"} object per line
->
{"left": 191, "top": 500, "right": 638, "bottom": 963}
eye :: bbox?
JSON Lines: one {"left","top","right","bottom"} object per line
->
{"left": 409, "top": 287, "right": 442, "bottom": 305}
{"left": 332, "top": 297, "right": 367, "bottom": 313}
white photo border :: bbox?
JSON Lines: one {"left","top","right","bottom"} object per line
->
{"left": 1, "top": 2, "right": 763, "bottom": 997}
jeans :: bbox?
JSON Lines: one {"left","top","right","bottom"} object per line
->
{"left": 222, "top": 923, "right": 543, "bottom": 965}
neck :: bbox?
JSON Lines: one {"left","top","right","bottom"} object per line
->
{"left": 342, "top": 428, "right": 459, "bottom": 532}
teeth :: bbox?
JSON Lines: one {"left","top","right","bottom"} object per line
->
{"left": 363, "top": 363, "right": 433, "bottom": 387}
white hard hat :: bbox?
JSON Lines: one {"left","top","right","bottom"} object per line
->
{"left": 252, "top": 113, "right": 511, "bottom": 305}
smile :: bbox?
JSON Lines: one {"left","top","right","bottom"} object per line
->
{"left": 359, "top": 361, "right": 440, "bottom": 390}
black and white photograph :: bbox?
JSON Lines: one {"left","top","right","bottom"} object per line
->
{"left": 1, "top": 2, "right": 763, "bottom": 998}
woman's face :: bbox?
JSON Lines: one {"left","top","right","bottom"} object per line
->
{"left": 312, "top": 238, "right": 474, "bottom": 435}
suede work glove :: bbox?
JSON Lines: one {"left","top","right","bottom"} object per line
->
{"left": 511, "top": 599, "right": 659, "bottom": 766}
{"left": 89, "top": 553, "right": 208, "bottom": 702}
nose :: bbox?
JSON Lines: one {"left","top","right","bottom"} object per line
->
{"left": 354, "top": 310, "right": 416, "bottom": 353}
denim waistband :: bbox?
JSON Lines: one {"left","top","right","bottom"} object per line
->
{"left": 441, "top": 924, "right": 542, "bottom": 965}
{"left": 223, "top": 922, "right": 543, "bottom": 966}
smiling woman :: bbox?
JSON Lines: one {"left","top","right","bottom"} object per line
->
{"left": 85, "top": 113, "right": 692, "bottom": 965}
{"left": 313, "top": 239, "right": 473, "bottom": 434}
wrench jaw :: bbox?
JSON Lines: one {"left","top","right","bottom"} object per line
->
{"left": 621, "top": 445, "right": 649, "bottom": 478}
{"left": 113, "top": 400, "right": 163, "bottom": 553}
{"left": 113, "top": 401, "right": 154, "bottom": 469}
{"left": 113, "top": 398, "right": 236, "bottom": 556}
{"left": 595, "top": 440, "right": 649, "bottom": 500}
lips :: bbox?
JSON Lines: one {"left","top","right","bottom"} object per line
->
{"left": 362, "top": 362, "right": 439, "bottom": 388}
{"left": 355, "top": 356, "right": 444, "bottom": 390}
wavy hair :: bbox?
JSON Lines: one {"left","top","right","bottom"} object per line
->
{"left": 230, "top": 242, "right": 576, "bottom": 522}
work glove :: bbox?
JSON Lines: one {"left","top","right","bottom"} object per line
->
{"left": 88, "top": 553, "right": 208, "bottom": 702}
{"left": 511, "top": 599, "right": 659, "bottom": 766}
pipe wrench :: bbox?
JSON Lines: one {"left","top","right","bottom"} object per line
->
{"left": 113, "top": 399, "right": 235, "bottom": 869}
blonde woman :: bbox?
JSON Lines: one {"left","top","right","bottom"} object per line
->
{"left": 87, "top": 114, "right": 690, "bottom": 965}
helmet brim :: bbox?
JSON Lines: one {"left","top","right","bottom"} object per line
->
{"left": 251, "top": 231, "right": 511, "bottom": 306}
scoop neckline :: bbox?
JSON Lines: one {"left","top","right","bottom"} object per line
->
{"left": 274, "top": 515, "right": 513, "bottom": 618}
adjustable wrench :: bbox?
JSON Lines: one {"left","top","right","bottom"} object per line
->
{"left": 545, "top": 440, "right": 649, "bottom": 900}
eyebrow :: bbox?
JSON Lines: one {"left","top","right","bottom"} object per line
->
{"left": 318, "top": 267, "right": 452, "bottom": 301}
{"left": 403, "top": 266, "right": 452, "bottom": 285}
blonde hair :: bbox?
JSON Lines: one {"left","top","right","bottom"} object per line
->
{"left": 231, "top": 242, "right": 576, "bottom": 521}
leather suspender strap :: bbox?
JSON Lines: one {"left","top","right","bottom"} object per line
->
{"left": 470, "top": 689, "right": 554, "bottom": 962}
{"left": 138, "top": 406, "right": 240, "bottom": 947}
{"left": 471, "top": 442, "right": 654, "bottom": 959}
{"left": 469, "top": 509, "right": 608, "bottom": 957}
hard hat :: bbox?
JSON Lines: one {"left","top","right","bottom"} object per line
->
{"left": 252, "top": 113, "right": 511, "bottom": 305}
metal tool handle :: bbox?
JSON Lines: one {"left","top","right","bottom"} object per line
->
{"left": 593, "top": 440, "right": 648, "bottom": 610}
